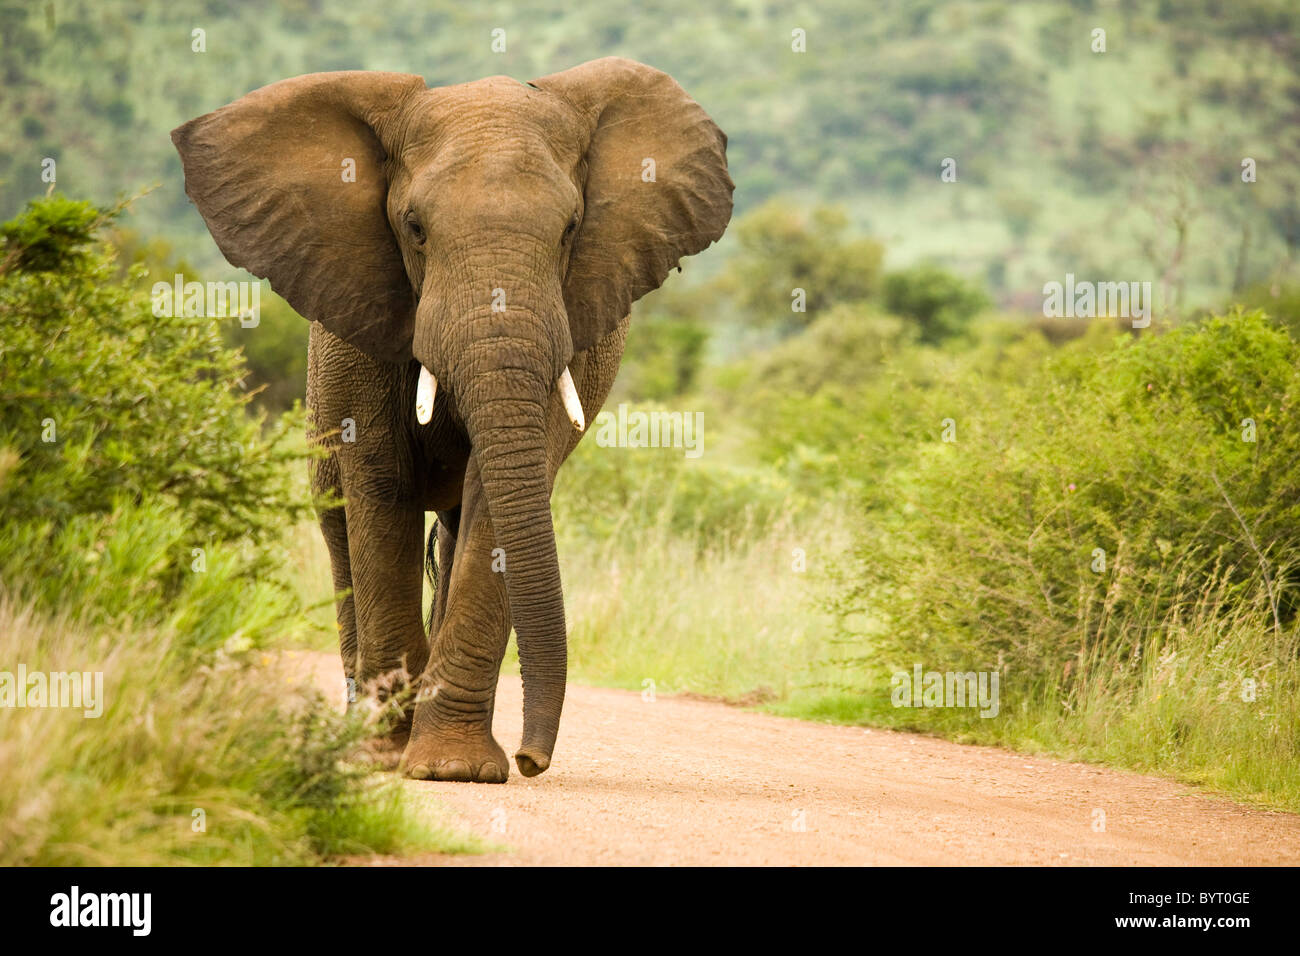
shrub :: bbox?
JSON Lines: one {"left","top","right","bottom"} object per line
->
{"left": 617, "top": 314, "right": 710, "bottom": 402}
{"left": 107, "top": 224, "right": 308, "bottom": 415}
{"left": 708, "top": 307, "right": 1050, "bottom": 497}
{"left": 1234, "top": 281, "right": 1300, "bottom": 341}
{"left": 554, "top": 414, "right": 795, "bottom": 547}
{"left": 0, "top": 196, "right": 308, "bottom": 628}
{"left": 720, "top": 199, "right": 884, "bottom": 333}
{"left": 881, "top": 263, "right": 989, "bottom": 343}
{"left": 226, "top": 292, "right": 310, "bottom": 414}
{"left": 843, "top": 310, "right": 1300, "bottom": 686}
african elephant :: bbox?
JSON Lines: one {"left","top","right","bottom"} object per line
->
{"left": 171, "top": 58, "right": 733, "bottom": 781}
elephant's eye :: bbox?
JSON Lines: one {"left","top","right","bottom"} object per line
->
{"left": 562, "top": 217, "right": 577, "bottom": 245}
{"left": 405, "top": 213, "right": 426, "bottom": 246}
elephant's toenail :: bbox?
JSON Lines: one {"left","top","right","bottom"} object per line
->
{"left": 407, "top": 763, "right": 433, "bottom": 780}
{"left": 439, "top": 759, "right": 473, "bottom": 781}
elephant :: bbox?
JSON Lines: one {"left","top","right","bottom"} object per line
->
{"left": 171, "top": 57, "right": 733, "bottom": 782}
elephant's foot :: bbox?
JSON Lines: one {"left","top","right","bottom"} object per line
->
{"left": 357, "top": 726, "right": 409, "bottom": 772}
{"left": 401, "top": 726, "right": 509, "bottom": 783}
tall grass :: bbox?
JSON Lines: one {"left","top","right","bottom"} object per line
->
{"left": 800, "top": 571, "right": 1300, "bottom": 811}
{"left": 556, "top": 499, "right": 853, "bottom": 701}
{"left": 1048, "top": 583, "right": 1300, "bottom": 806}
{"left": 0, "top": 584, "right": 475, "bottom": 865}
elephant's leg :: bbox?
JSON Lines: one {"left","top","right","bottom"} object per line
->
{"left": 404, "top": 462, "right": 512, "bottom": 782}
{"left": 318, "top": 502, "right": 358, "bottom": 689}
{"left": 344, "top": 494, "right": 432, "bottom": 742}
{"left": 310, "top": 445, "right": 359, "bottom": 690}
{"left": 430, "top": 505, "right": 460, "bottom": 638}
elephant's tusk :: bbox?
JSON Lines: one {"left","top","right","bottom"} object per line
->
{"left": 415, "top": 365, "right": 437, "bottom": 424}
{"left": 557, "top": 366, "right": 584, "bottom": 432}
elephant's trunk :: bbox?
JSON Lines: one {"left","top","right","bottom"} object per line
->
{"left": 453, "top": 333, "right": 570, "bottom": 778}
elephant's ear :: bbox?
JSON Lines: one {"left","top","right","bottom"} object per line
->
{"left": 171, "top": 71, "right": 427, "bottom": 363}
{"left": 532, "top": 58, "right": 734, "bottom": 355}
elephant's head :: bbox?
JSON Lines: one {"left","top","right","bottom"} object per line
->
{"left": 171, "top": 58, "right": 733, "bottom": 776}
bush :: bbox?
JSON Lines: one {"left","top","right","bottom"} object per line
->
{"left": 721, "top": 199, "right": 884, "bottom": 333}
{"left": 554, "top": 414, "right": 795, "bottom": 547}
{"left": 843, "top": 310, "right": 1300, "bottom": 684}
{"left": 881, "top": 263, "right": 989, "bottom": 343}
{"left": 708, "top": 307, "right": 1050, "bottom": 497}
{"left": 107, "top": 224, "right": 308, "bottom": 415}
{"left": 707, "top": 306, "right": 912, "bottom": 493}
{"left": 227, "top": 292, "right": 310, "bottom": 414}
{"left": 0, "top": 195, "right": 308, "bottom": 626}
{"left": 617, "top": 314, "right": 710, "bottom": 402}
{"left": 1234, "top": 282, "right": 1300, "bottom": 341}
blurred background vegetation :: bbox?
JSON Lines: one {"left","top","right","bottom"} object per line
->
{"left": 3, "top": 0, "right": 1300, "bottom": 863}
{"left": 4, "top": 0, "right": 1300, "bottom": 296}
{"left": 5, "top": 0, "right": 1298, "bottom": 410}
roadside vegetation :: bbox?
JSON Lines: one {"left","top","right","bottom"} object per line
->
{"left": 0, "top": 199, "right": 475, "bottom": 864}
{"left": 542, "top": 209, "right": 1300, "bottom": 811}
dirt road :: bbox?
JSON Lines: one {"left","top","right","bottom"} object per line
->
{"left": 288, "top": 651, "right": 1300, "bottom": 866}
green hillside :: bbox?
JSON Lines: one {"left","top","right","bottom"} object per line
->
{"left": 3, "top": 0, "right": 1298, "bottom": 307}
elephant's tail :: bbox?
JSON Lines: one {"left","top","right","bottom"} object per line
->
{"left": 423, "top": 517, "right": 438, "bottom": 637}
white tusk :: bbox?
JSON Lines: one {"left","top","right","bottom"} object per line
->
{"left": 415, "top": 365, "right": 437, "bottom": 424}
{"left": 557, "top": 366, "right": 584, "bottom": 432}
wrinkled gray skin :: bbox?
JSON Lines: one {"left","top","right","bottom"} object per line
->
{"left": 171, "top": 58, "right": 733, "bottom": 781}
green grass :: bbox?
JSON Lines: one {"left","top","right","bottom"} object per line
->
{"left": 556, "top": 500, "right": 854, "bottom": 701}
{"left": 0, "top": 590, "right": 479, "bottom": 865}
{"left": 307, "top": 785, "right": 484, "bottom": 860}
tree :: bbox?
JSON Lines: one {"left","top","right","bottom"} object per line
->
{"left": 723, "top": 199, "right": 883, "bottom": 333}
{"left": 882, "top": 263, "right": 988, "bottom": 343}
